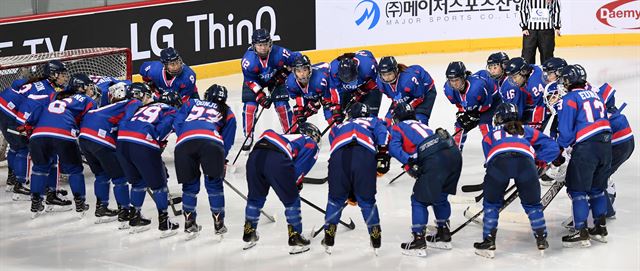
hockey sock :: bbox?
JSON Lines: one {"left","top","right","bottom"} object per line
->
{"left": 588, "top": 188, "right": 608, "bottom": 219}
{"left": 94, "top": 172, "right": 111, "bottom": 205}
{"left": 410, "top": 195, "right": 429, "bottom": 233}
{"left": 151, "top": 186, "right": 169, "bottom": 212}
{"left": 63, "top": 164, "right": 86, "bottom": 198}
{"left": 568, "top": 190, "right": 590, "bottom": 230}
{"left": 112, "top": 177, "right": 130, "bottom": 208}
{"left": 274, "top": 102, "right": 292, "bottom": 133}
{"left": 30, "top": 164, "right": 49, "bottom": 195}
{"left": 432, "top": 193, "right": 452, "bottom": 228}
{"left": 482, "top": 200, "right": 502, "bottom": 239}
{"left": 358, "top": 197, "right": 381, "bottom": 234}
{"left": 522, "top": 202, "right": 546, "bottom": 233}
{"left": 284, "top": 197, "right": 302, "bottom": 233}
{"left": 46, "top": 159, "right": 59, "bottom": 191}
{"left": 204, "top": 176, "right": 225, "bottom": 216}
{"left": 242, "top": 102, "right": 258, "bottom": 137}
{"left": 7, "top": 148, "right": 15, "bottom": 171}
{"left": 245, "top": 197, "right": 266, "bottom": 229}
{"left": 13, "top": 148, "right": 29, "bottom": 184}
{"left": 325, "top": 196, "right": 347, "bottom": 227}
{"left": 182, "top": 180, "right": 200, "bottom": 215}
{"left": 130, "top": 181, "right": 146, "bottom": 209}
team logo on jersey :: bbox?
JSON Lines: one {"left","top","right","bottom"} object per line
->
{"left": 597, "top": 0, "right": 640, "bottom": 29}
{"left": 354, "top": 0, "right": 381, "bottom": 30}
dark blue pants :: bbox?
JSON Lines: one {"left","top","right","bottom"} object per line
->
{"left": 326, "top": 145, "right": 379, "bottom": 234}
{"left": 606, "top": 138, "right": 634, "bottom": 217}
{"left": 245, "top": 147, "right": 302, "bottom": 233}
{"left": 0, "top": 112, "right": 28, "bottom": 183}
{"left": 483, "top": 153, "right": 546, "bottom": 238}
{"left": 565, "top": 133, "right": 612, "bottom": 230}
{"left": 28, "top": 137, "right": 85, "bottom": 199}
{"left": 116, "top": 141, "right": 168, "bottom": 212}
{"left": 79, "top": 138, "right": 129, "bottom": 208}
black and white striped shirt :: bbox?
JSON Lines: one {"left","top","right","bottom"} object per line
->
{"left": 519, "top": 0, "right": 561, "bottom": 30}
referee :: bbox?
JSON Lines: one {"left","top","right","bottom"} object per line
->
{"left": 519, "top": 0, "right": 561, "bottom": 64}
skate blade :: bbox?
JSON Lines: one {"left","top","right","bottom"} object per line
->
{"left": 539, "top": 250, "right": 545, "bottom": 256}
{"left": 160, "top": 229, "right": 179, "bottom": 239}
{"left": 590, "top": 235, "right": 608, "bottom": 243}
{"left": 129, "top": 225, "right": 151, "bottom": 234}
{"left": 45, "top": 205, "right": 73, "bottom": 212}
{"left": 12, "top": 194, "right": 30, "bottom": 201}
{"left": 401, "top": 248, "right": 427, "bottom": 257}
{"left": 562, "top": 240, "right": 591, "bottom": 248}
{"left": 243, "top": 241, "right": 257, "bottom": 250}
{"left": 5, "top": 185, "right": 13, "bottom": 192}
{"left": 118, "top": 222, "right": 131, "bottom": 230}
{"left": 427, "top": 241, "right": 452, "bottom": 250}
{"left": 323, "top": 246, "right": 332, "bottom": 255}
{"left": 95, "top": 216, "right": 118, "bottom": 224}
{"left": 372, "top": 248, "right": 379, "bottom": 256}
{"left": 185, "top": 231, "right": 200, "bottom": 241}
{"left": 289, "top": 245, "right": 310, "bottom": 255}
{"left": 474, "top": 249, "right": 495, "bottom": 259}
{"left": 31, "top": 210, "right": 45, "bottom": 219}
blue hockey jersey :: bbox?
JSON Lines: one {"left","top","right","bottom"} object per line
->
{"left": 241, "top": 45, "right": 301, "bottom": 93}
{"left": 173, "top": 98, "right": 237, "bottom": 156}
{"left": 328, "top": 50, "right": 378, "bottom": 106}
{"left": 377, "top": 65, "right": 435, "bottom": 110}
{"left": 117, "top": 102, "right": 177, "bottom": 150}
{"left": 591, "top": 83, "right": 633, "bottom": 145}
{"left": 329, "top": 116, "right": 389, "bottom": 155}
{"left": 256, "top": 129, "right": 319, "bottom": 184}
{"left": 79, "top": 99, "right": 142, "bottom": 149}
{"left": 444, "top": 74, "right": 497, "bottom": 115}
{"left": 389, "top": 120, "right": 434, "bottom": 165}
{"left": 556, "top": 88, "right": 611, "bottom": 148}
{"left": 285, "top": 63, "right": 332, "bottom": 120}
{"left": 139, "top": 61, "right": 197, "bottom": 103}
{"left": 13, "top": 79, "right": 59, "bottom": 124}
{"left": 30, "top": 93, "right": 97, "bottom": 142}
{"left": 482, "top": 125, "right": 559, "bottom": 164}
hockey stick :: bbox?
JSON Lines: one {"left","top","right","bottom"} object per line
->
{"left": 541, "top": 180, "right": 565, "bottom": 210}
{"left": 146, "top": 188, "right": 183, "bottom": 216}
{"left": 232, "top": 106, "right": 266, "bottom": 165}
{"left": 319, "top": 98, "right": 358, "bottom": 137}
{"left": 461, "top": 184, "right": 483, "bottom": 193}
{"left": 300, "top": 196, "right": 355, "bottom": 230}
{"left": 222, "top": 179, "right": 276, "bottom": 223}
{"left": 451, "top": 184, "right": 518, "bottom": 235}
{"left": 302, "top": 176, "right": 328, "bottom": 184}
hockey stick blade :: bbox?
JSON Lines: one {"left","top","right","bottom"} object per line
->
{"left": 461, "top": 183, "right": 483, "bottom": 193}
{"left": 302, "top": 177, "right": 328, "bottom": 184}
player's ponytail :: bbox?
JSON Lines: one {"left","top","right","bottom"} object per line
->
{"left": 504, "top": 120, "right": 525, "bottom": 136}
{"left": 397, "top": 63, "right": 409, "bottom": 73}
{"left": 217, "top": 102, "right": 229, "bottom": 126}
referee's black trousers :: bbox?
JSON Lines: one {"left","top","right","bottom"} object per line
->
{"left": 522, "top": 29, "right": 555, "bottom": 65}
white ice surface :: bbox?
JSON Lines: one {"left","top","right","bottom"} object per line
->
{"left": 1, "top": 46, "right": 639, "bottom": 271}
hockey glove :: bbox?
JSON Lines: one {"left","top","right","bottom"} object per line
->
{"left": 304, "top": 99, "right": 322, "bottom": 117}
{"left": 552, "top": 148, "right": 566, "bottom": 167}
{"left": 297, "top": 181, "right": 303, "bottom": 191}
{"left": 535, "top": 159, "right": 549, "bottom": 176}
{"left": 403, "top": 158, "right": 421, "bottom": 179}
{"left": 456, "top": 111, "right": 480, "bottom": 131}
{"left": 293, "top": 105, "right": 307, "bottom": 124}
{"left": 354, "top": 79, "right": 377, "bottom": 101}
{"left": 256, "top": 91, "right": 272, "bottom": 109}
{"left": 331, "top": 109, "right": 345, "bottom": 125}
{"left": 16, "top": 124, "right": 34, "bottom": 138}
{"left": 376, "top": 146, "right": 391, "bottom": 176}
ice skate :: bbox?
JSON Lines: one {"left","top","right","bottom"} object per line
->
{"left": 212, "top": 212, "right": 227, "bottom": 240}
{"left": 117, "top": 206, "right": 132, "bottom": 230}
{"left": 12, "top": 183, "right": 30, "bottom": 201}
{"left": 158, "top": 210, "right": 179, "bottom": 238}
{"left": 94, "top": 201, "right": 118, "bottom": 224}
{"left": 74, "top": 197, "right": 90, "bottom": 218}
{"left": 474, "top": 229, "right": 496, "bottom": 259}
{"left": 588, "top": 217, "right": 608, "bottom": 243}
{"left": 321, "top": 224, "right": 336, "bottom": 255}
{"left": 129, "top": 209, "right": 151, "bottom": 234}
{"left": 242, "top": 221, "right": 259, "bottom": 250}
{"left": 534, "top": 229, "right": 549, "bottom": 255}
{"left": 369, "top": 225, "right": 381, "bottom": 256}
{"left": 426, "top": 224, "right": 452, "bottom": 250}
{"left": 30, "top": 195, "right": 45, "bottom": 219}
{"left": 5, "top": 168, "right": 16, "bottom": 192}
{"left": 184, "top": 212, "right": 201, "bottom": 241}
{"left": 401, "top": 232, "right": 427, "bottom": 257}
{"left": 562, "top": 228, "right": 591, "bottom": 248}
{"left": 288, "top": 225, "right": 310, "bottom": 255}
{"left": 45, "top": 189, "right": 73, "bottom": 212}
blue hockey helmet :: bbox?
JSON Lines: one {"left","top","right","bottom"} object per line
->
{"left": 159, "top": 91, "right": 182, "bottom": 108}
{"left": 204, "top": 84, "right": 228, "bottom": 104}
{"left": 160, "top": 47, "right": 181, "bottom": 64}
{"left": 560, "top": 65, "right": 587, "bottom": 90}
{"left": 573, "top": 64, "right": 588, "bottom": 82}
{"left": 542, "top": 57, "right": 568, "bottom": 73}
{"left": 504, "top": 57, "right": 532, "bottom": 77}
{"left": 392, "top": 102, "right": 416, "bottom": 123}
{"left": 493, "top": 103, "right": 519, "bottom": 126}
{"left": 67, "top": 73, "right": 94, "bottom": 93}
{"left": 252, "top": 28, "right": 271, "bottom": 44}
{"left": 487, "top": 52, "right": 510, "bottom": 67}
{"left": 337, "top": 57, "right": 358, "bottom": 83}
{"left": 445, "top": 61, "right": 467, "bottom": 80}
{"left": 378, "top": 56, "right": 398, "bottom": 74}
{"left": 297, "top": 122, "right": 322, "bottom": 144}
{"left": 128, "top": 82, "right": 152, "bottom": 100}
{"left": 348, "top": 102, "right": 370, "bottom": 119}
{"left": 292, "top": 55, "right": 312, "bottom": 84}
{"left": 43, "top": 60, "right": 69, "bottom": 87}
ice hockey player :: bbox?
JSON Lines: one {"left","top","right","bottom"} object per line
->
{"left": 322, "top": 103, "right": 389, "bottom": 255}
{"left": 242, "top": 122, "right": 321, "bottom": 254}
{"left": 116, "top": 85, "right": 179, "bottom": 237}
{"left": 285, "top": 55, "right": 332, "bottom": 130}
{"left": 501, "top": 57, "right": 547, "bottom": 129}
{"left": 79, "top": 82, "right": 143, "bottom": 225}
{"left": 376, "top": 56, "right": 437, "bottom": 126}
{"left": 327, "top": 50, "right": 382, "bottom": 123}
{"left": 474, "top": 103, "right": 559, "bottom": 258}
{"left": 24, "top": 73, "right": 98, "bottom": 218}
{"left": 1, "top": 61, "right": 69, "bottom": 199}
{"left": 240, "top": 29, "right": 301, "bottom": 150}
{"left": 539, "top": 57, "right": 568, "bottom": 185}
{"left": 443, "top": 61, "right": 501, "bottom": 151}
{"left": 139, "top": 47, "right": 198, "bottom": 103}
{"left": 173, "top": 84, "right": 236, "bottom": 240}
{"left": 388, "top": 103, "right": 462, "bottom": 257}
{"left": 556, "top": 65, "right": 612, "bottom": 247}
